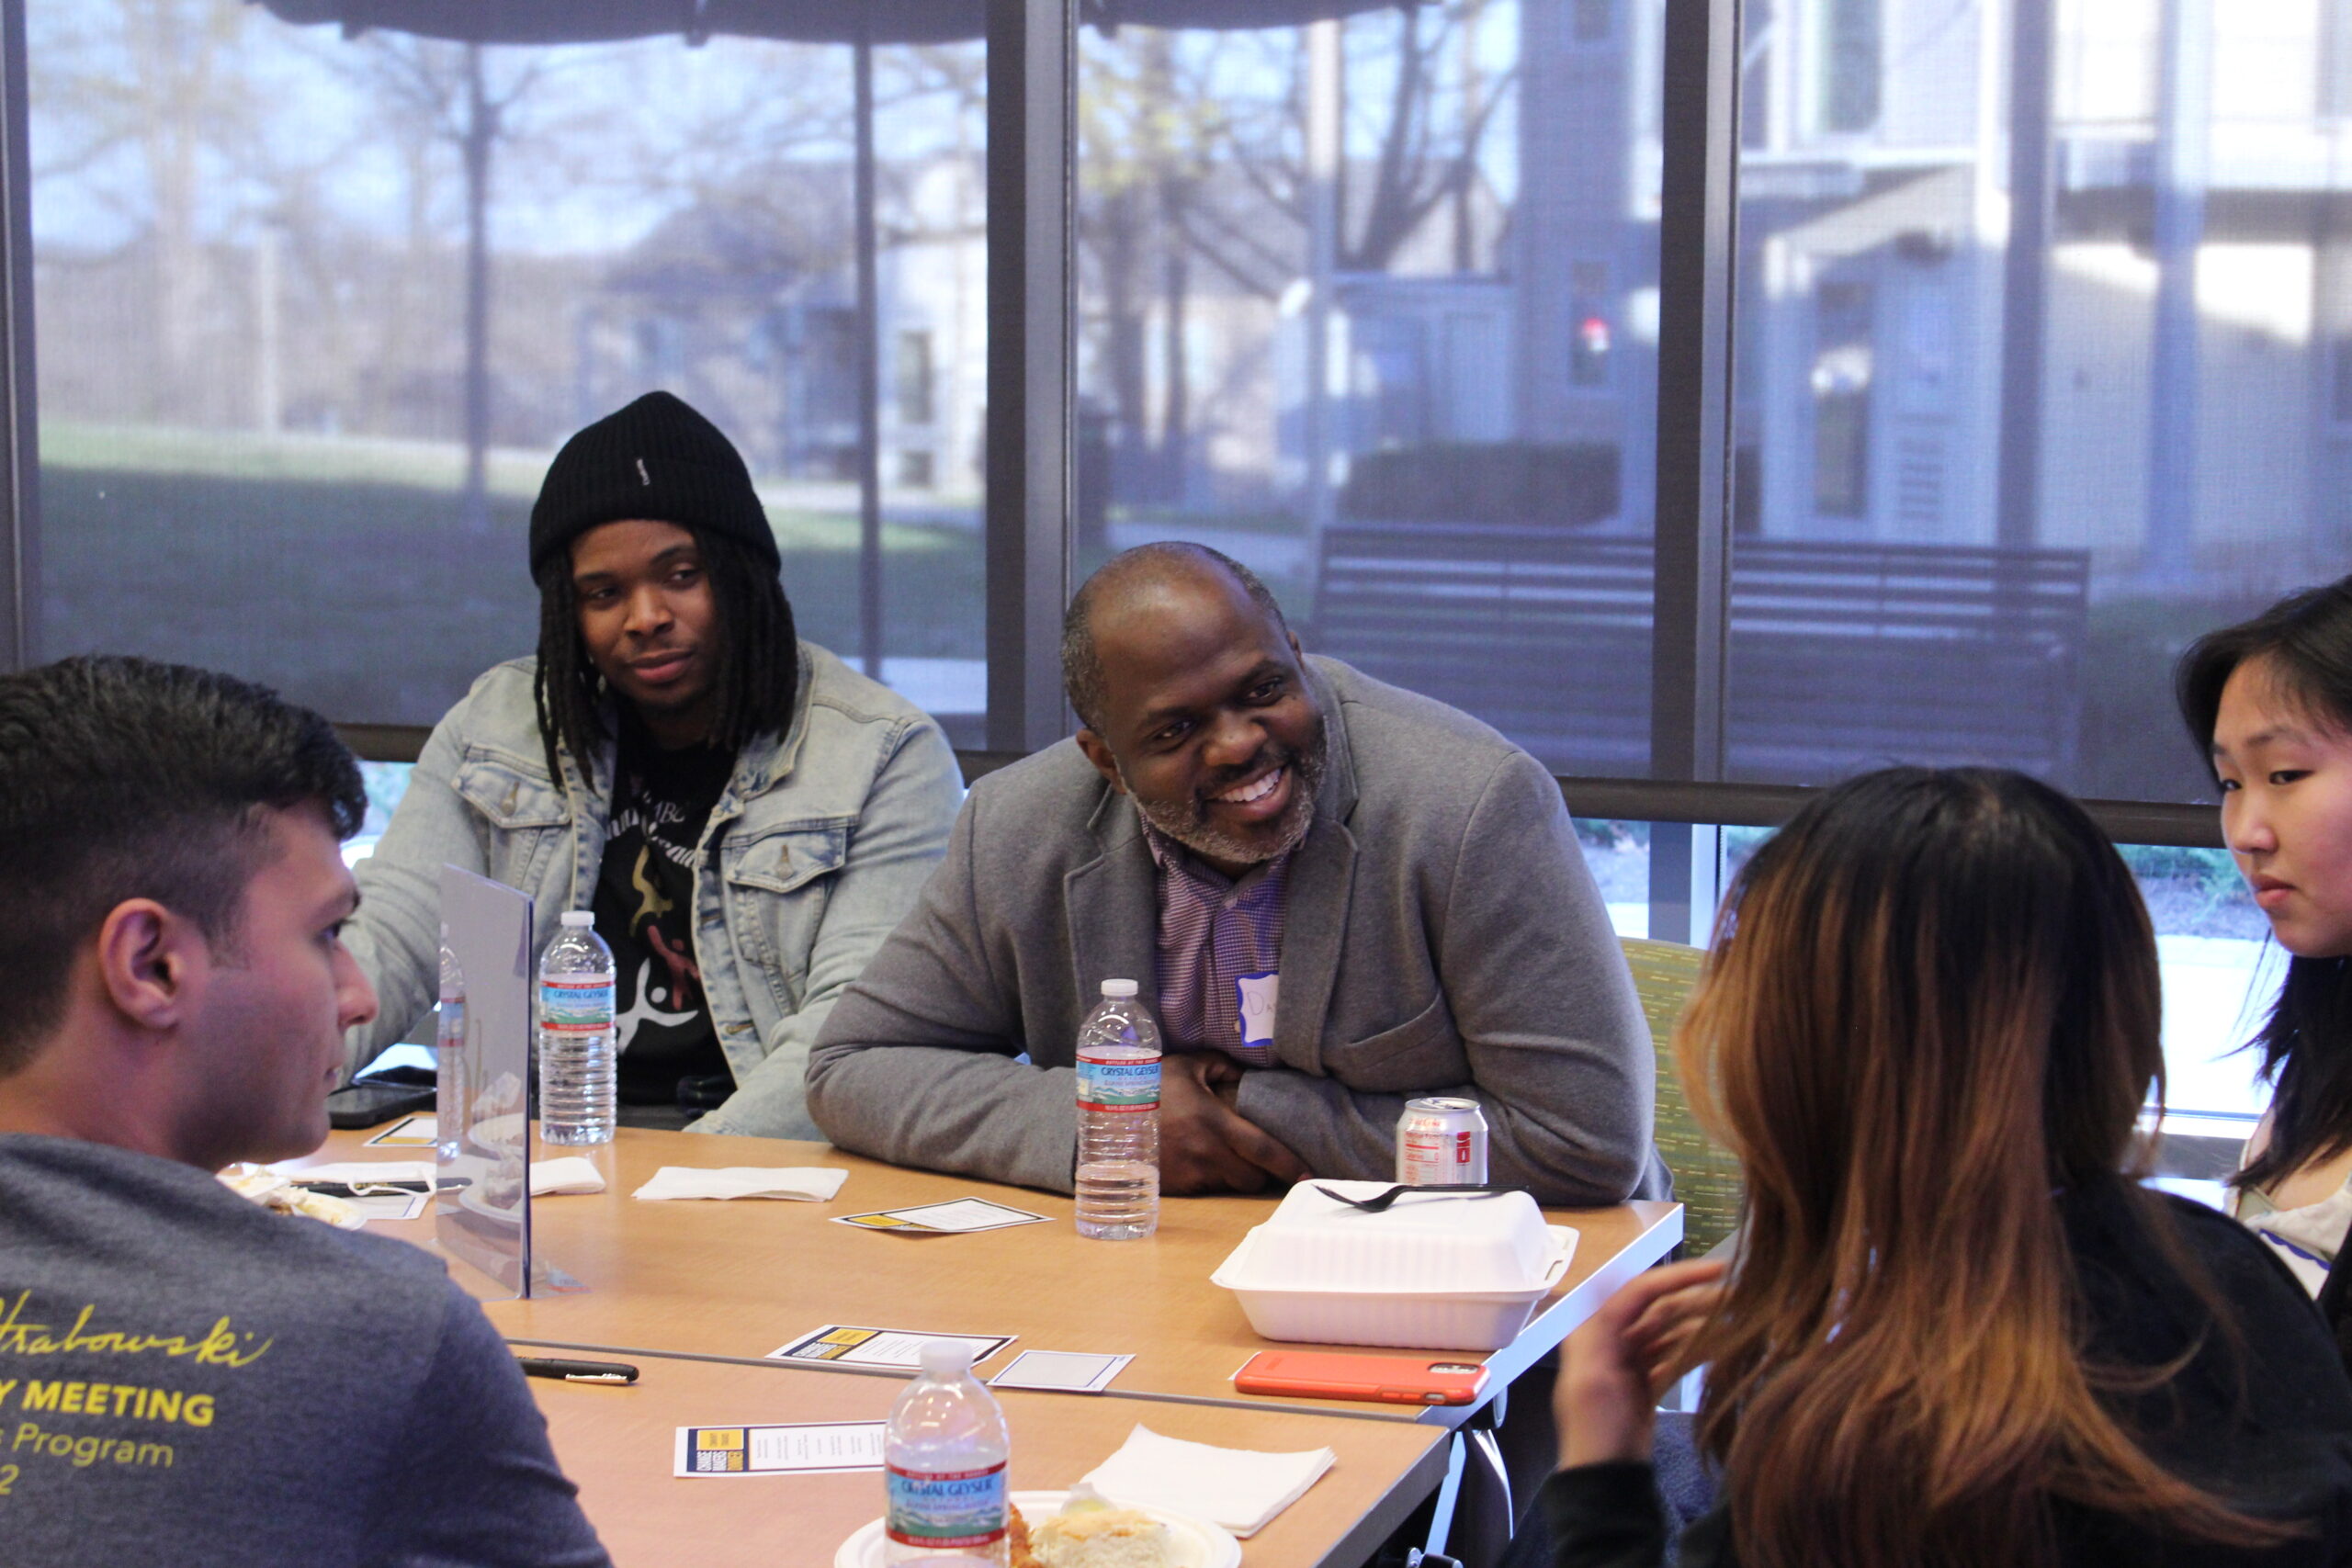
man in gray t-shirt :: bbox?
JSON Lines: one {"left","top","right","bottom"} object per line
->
{"left": 0, "top": 657, "right": 607, "bottom": 1568}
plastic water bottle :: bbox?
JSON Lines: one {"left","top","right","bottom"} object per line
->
{"left": 1074, "top": 978, "right": 1161, "bottom": 1241}
{"left": 537, "top": 911, "right": 616, "bottom": 1145}
{"left": 435, "top": 925, "right": 465, "bottom": 1161}
{"left": 884, "top": 1339, "right": 1011, "bottom": 1565}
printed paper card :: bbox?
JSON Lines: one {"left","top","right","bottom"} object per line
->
{"left": 673, "top": 1420, "right": 887, "bottom": 1477}
{"left": 767, "top": 1325, "right": 1015, "bottom": 1371}
{"left": 363, "top": 1114, "right": 436, "bottom": 1148}
{"left": 343, "top": 1188, "right": 432, "bottom": 1222}
{"left": 988, "top": 1350, "right": 1135, "bottom": 1393}
{"left": 831, "top": 1197, "right": 1049, "bottom": 1235}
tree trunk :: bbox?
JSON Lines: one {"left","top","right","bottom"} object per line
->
{"left": 460, "top": 44, "right": 494, "bottom": 537}
{"left": 1159, "top": 178, "right": 1191, "bottom": 504}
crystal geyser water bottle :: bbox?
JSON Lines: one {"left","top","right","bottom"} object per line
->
{"left": 884, "top": 1339, "right": 1011, "bottom": 1565}
{"left": 1074, "top": 978, "right": 1161, "bottom": 1241}
{"left": 537, "top": 910, "right": 616, "bottom": 1145}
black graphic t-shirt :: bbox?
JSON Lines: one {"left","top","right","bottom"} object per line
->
{"left": 592, "top": 714, "right": 736, "bottom": 1108}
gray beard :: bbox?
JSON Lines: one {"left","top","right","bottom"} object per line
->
{"left": 1125, "top": 717, "right": 1328, "bottom": 868}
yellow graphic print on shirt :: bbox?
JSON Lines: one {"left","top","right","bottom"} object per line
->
{"left": 0, "top": 1290, "right": 274, "bottom": 1487}
{"left": 628, "top": 844, "right": 674, "bottom": 939}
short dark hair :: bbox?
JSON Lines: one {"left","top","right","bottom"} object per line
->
{"left": 0, "top": 657, "right": 366, "bottom": 1075}
{"left": 1061, "top": 541, "right": 1290, "bottom": 732}
{"left": 531, "top": 525, "right": 800, "bottom": 787}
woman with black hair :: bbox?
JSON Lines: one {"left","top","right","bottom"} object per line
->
{"left": 2179, "top": 577, "right": 2352, "bottom": 1307}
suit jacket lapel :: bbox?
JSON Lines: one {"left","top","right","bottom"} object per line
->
{"left": 1277, "top": 660, "right": 1362, "bottom": 1077}
{"left": 1064, "top": 783, "right": 1159, "bottom": 1014}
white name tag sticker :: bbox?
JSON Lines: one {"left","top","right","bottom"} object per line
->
{"left": 1237, "top": 971, "right": 1279, "bottom": 1048}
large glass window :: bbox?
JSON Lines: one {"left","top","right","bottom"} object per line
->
{"left": 1075, "top": 1, "right": 1665, "bottom": 779}
{"left": 27, "top": 2, "right": 985, "bottom": 736}
{"left": 1711, "top": 821, "right": 2272, "bottom": 1121}
{"left": 15, "top": 0, "right": 2301, "bottom": 1123}
{"left": 1730, "top": 0, "right": 2350, "bottom": 801}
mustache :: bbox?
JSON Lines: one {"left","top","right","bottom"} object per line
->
{"left": 1195, "top": 744, "right": 1298, "bottom": 801}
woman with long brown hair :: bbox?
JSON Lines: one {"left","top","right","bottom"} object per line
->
{"left": 1545, "top": 768, "right": 2352, "bottom": 1568}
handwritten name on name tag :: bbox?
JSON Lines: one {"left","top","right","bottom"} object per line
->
{"left": 1238, "top": 972, "right": 1278, "bottom": 1049}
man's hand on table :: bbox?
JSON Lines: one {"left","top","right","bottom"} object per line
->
{"left": 1158, "top": 1052, "right": 1308, "bottom": 1194}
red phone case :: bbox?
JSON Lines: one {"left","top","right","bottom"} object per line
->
{"left": 1233, "top": 1350, "right": 1489, "bottom": 1405}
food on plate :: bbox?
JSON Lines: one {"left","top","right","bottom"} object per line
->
{"left": 1027, "top": 1488, "right": 1173, "bottom": 1568}
{"left": 1009, "top": 1502, "right": 1040, "bottom": 1568}
{"left": 217, "top": 1169, "right": 365, "bottom": 1230}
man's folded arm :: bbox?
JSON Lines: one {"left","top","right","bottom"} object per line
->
{"left": 1235, "top": 750, "right": 1657, "bottom": 1206}
{"left": 340, "top": 703, "right": 486, "bottom": 1081}
{"left": 1438, "top": 750, "right": 1657, "bottom": 1203}
{"left": 806, "top": 794, "right": 1084, "bottom": 1192}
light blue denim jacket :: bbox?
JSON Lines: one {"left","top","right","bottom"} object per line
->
{"left": 342, "top": 641, "right": 963, "bottom": 1140}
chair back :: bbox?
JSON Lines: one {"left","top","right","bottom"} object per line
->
{"left": 1623, "top": 936, "right": 1744, "bottom": 1256}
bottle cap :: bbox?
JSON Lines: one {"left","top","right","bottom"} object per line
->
{"left": 918, "top": 1339, "right": 975, "bottom": 1377}
{"left": 561, "top": 911, "right": 595, "bottom": 928}
{"left": 1100, "top": 978, "right": 1138, "bottom": 998}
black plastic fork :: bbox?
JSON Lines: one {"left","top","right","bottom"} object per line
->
{"left": 1312, "top": 1182, "right": 1521, "bottom": 1213}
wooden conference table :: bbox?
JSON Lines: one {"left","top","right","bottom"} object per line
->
{"left": 535, "top": 1354, "right": 1453, "bottom": 1568}
{"left": 322, "top": 1127, "right": 1681, "bottom": 1564}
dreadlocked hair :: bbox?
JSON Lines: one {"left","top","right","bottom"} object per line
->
{"left": 532, "top": 526, "right": 800, "bottom": 790}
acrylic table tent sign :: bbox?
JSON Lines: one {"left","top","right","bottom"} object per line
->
{"left": 436, "top": 864, "right": 582, "bottom": 1299}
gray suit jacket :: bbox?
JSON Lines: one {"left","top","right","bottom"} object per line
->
{"left": 807, "top": 657, "right": 1668, "bottom": 1204}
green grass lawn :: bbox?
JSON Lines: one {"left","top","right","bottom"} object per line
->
{"left": 39, "top": 427, "right": 985, "bottom": 727}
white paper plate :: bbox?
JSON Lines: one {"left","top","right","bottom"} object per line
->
{"left": 833, "top": 1489, "right": 1241, "bottom": 1568}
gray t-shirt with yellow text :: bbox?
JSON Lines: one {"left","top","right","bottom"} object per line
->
{"left": 0, "top": 1134, "right": 608, "bottom": 1567}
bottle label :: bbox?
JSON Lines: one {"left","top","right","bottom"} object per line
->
{"left": 1076, "top": 1053, "right": 1160, "bottom": 1112}
{"left": 883, "top": 1461, "right": 1007, "bottom": 1549}
{"left": 538, "top": 976, "right": 614, "bottom": 1033}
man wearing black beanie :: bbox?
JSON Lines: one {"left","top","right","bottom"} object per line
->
{"left": 338, "top": 391, "right": 963, "bottom": 1138}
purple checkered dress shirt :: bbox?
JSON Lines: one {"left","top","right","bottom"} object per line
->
{"left": 1140, "top": 818, "right": 1293, "bottom": 1066}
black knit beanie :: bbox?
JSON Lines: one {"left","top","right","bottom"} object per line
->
{"left": 527, "top": 391, "right": 780, "bottom": 578}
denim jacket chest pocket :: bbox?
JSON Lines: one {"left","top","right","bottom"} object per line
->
{"left": 455, "top": 753, "right": 571, "bottom": 891}
{"left": 715, "top": 816, "right": 852, "bottom": 1005}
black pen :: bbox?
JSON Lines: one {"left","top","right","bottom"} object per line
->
{"left": 515, "top": 1356, "right": 639, "bottom": 1385}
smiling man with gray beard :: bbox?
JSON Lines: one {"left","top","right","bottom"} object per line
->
{"left": 808, "top": 543, "right": 1668, "bottom": 1204}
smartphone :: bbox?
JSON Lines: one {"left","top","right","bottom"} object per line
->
{"left": 1233, "top": 1350, "right": 1489, "bottom": 1405}
{"left": 324, "top": 1080, "right": 435, "bottom": 1130}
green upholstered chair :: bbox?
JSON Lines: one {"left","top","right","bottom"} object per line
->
{"left": 1622, "top": 936, "right": 1745, "bottom": 1258}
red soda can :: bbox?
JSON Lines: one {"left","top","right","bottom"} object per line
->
{"left": 1396, "top": 1097, "right": 1489, "bottom": 1184}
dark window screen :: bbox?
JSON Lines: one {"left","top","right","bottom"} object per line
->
{"left": 27, "top": 3, "right": 987, "bottom": 732}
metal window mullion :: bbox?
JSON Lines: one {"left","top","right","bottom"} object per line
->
{"left": 0, "top": 0, "right": 36, "bottom": 673}
{"left": 1995, "top": 0, "right": 2054, "bottom": 550}
{"left": 1646, "top": 0, "right": 1742, "bottom": 942}
{"left": 984, "top": 0, "right": 1075, "bottom": 754}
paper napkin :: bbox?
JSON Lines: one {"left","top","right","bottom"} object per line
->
{"left": 1082, "top": 1424, "right": 1336, "bottom": 1538}
{"left": 630, "top": 1166, "right": 849, "bottom": 1202}
{"left": 529, "top": 1156, "right": 607, "bottom": 1196}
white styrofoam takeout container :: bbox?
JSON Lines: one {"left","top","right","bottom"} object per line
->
{"left": 1210, "top": 1181, "right": 1579, "bottom": 1351}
